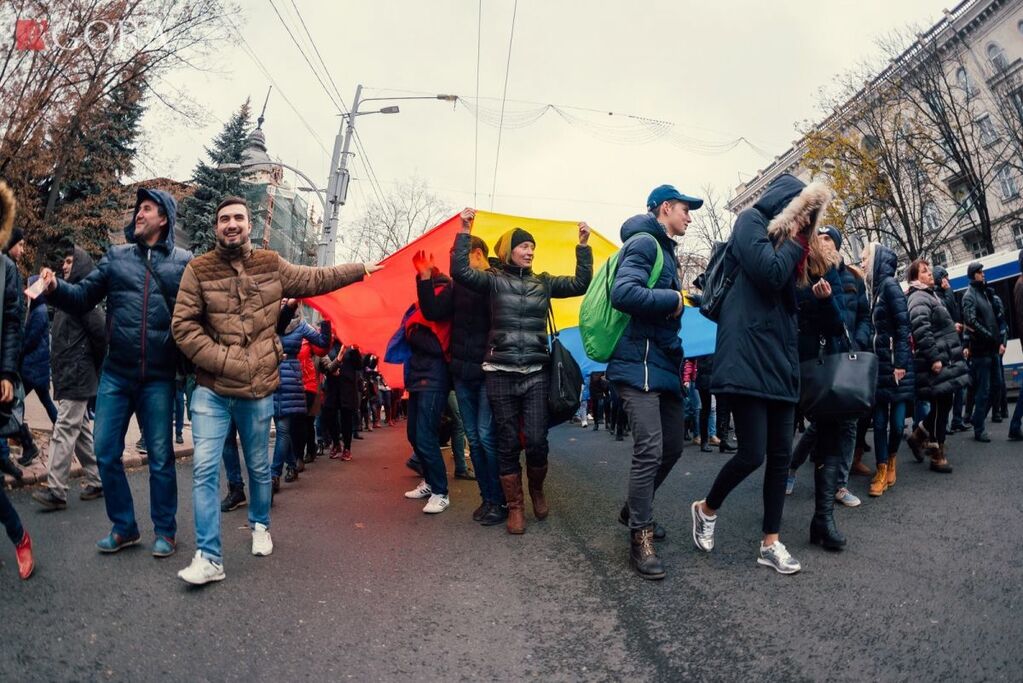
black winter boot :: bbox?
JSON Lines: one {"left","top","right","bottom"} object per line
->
{"left": 630, "top": 527, "right": 665, "bottom": 580}
{"left": 810, "top": 461, "right": 846, "bottom": 550}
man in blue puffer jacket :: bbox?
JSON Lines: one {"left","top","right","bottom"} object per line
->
{"left": 40, "top": 188, "right": 193, "bottom": 557}
{"left": 607, "top": 184, "right": 701, "bottom": 581}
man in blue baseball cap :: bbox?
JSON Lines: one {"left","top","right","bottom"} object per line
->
{"left": 608, "top": 183, "right": 701, "bottom": 580}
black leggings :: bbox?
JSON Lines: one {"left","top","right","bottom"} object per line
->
{"left": 924, "top": 392, "right": 954, "bottom": 446}
{"left": 706, "top": 395, "right": 795, "bottom": 535}
{"left": 698, "top": 387, "right": 712, "bottom": 444}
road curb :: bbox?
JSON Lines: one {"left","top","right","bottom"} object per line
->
{"left": 2, "top": 445, "right": 195, "bottom": 490}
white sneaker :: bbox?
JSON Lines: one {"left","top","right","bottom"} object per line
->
{"left": 177, "top": 551, "right": 225, "bottom": 585}
{"left": 580, "top": 419, "right": 589, "bottom": 428}
{"left": 423, "top": 493, "right": 450, "bottom": 514}
{"left": 404, "top": 480, "right": 432, "bottom": 499}
{"left": 835, "top": 488, "right": 862, "bottom": 507}
{"left": 691, "top": 500, "right": 717, "bottom": 552}
{"left": 252, "top": 523, "right": 273, "bottom": 556}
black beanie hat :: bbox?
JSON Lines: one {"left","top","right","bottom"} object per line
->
{"left": 509, "top": 228, "right": 535, "bottom": 253}
{"left": 5, "top": 227, "right": 23, "bottom": 253}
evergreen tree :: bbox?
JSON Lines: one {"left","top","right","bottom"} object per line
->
{"left": 38, "top": 74, "right": 147, "bottom": 266}
{"left": 179, "top": 100, "right": 253, "bottom": 253}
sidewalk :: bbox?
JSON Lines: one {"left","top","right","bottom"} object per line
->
{"left": 1, "top": 390, "right": 195, "bottom": 488}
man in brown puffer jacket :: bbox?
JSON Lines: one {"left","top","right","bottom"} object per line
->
{"left": 171, "top": 195, "right": 379, "bottom": 585}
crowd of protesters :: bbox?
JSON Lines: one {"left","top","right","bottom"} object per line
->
{"left": 1, "top": 172, "right": 1021, "bottom": 585}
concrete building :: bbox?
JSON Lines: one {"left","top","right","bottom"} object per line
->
{"left": 727, "top": 0, "right": 1023, "bottom": 269}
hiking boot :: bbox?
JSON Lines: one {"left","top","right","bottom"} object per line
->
{"left": 906, "top": 425, "right": 929, "bottom": 463}
{"left": 31, "top": 488, "right": 67, "bottom": 511}
{"left": 886, "top": 454, "right": 898, "bottom": 487}
{"left": 79, "top": 485, "right": 104, "bottom": 501}
{"left": 221, "top": 483, "right": 247, "bottom": 512}
{"left": 869, "top": 463, "right": 888, "bottom": 497}
{"left": 630, "top": 527, "right": 666, "bottom": 580}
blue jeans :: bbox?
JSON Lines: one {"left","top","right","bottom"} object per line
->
{"left": 270, "top": 415, "right": 298, "bottom": 477}
{"left": 407, "top": 390, "right": 448, "bottom": 496}
{"left": 454, "top": 378, "right": 502, "bottom": 505}
{"left": 174, "top": 386, "right": 186, "bottom": 437}
{"left": 93, "top": 371, "right": 176, "bottom": 539}
{"left": 190, "top": 386, "right": 273, "bottom": 564}
{"left": 873, "top": 399, "right": 907, "bottom": 465}
{"left": 447, "top": 391, "right": 468, "bottom": 475}
{"left": 1010, "top": 391, "right": 1023, "bottom": 435}
{"left": 951, "top": 386, "right": 966, "bottom": 428}
{"left": 1, "top": 487, "right": 24, "bottom": 544}
{"left": 971, "top": 356, "right": 999, "bottom": 435}
{"left": 221, "top": 422, "right": 242, "bottom": 488}
{"left": 913, "top": 399, "right": 930, "bottom": 428}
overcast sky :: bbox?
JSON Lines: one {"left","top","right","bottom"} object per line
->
{"left": 140, "top": 0, "right": 947, "bottom": 252}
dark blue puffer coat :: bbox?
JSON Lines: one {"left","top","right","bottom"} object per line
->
{"left": 21, "top": 280, "right": 51, "bottom": 389}
{"left": 869, "top": 245, "right": 915, "bottom": 403}
{"left": 838, "top": 262, "right": 872, "bottom": 352}
{"left": 49, "top": 188, "right": 192, "bottom": 383}
{"left": 710, "top": 173, "right": 815, "bottom": 403}
{"left": 796, "top": 267, "right": 846, "bottom": 363}
{"left": 274, "top": 316, "right": 331, "bottom": 417}
{"left": 606, "top": 213, "right": 684, "bottom": 396}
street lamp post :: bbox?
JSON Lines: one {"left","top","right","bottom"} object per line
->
{"left": 318, "top": 85, "right": 458, "bottom": 266}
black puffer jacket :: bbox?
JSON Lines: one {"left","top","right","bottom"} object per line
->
{"left": 906, "top": 283, "right": 970, "bottom": 398}
{"left": 51, "top": 247, "right": 107, "bottom": 401}
{"left": 932, "top": 266, "right": 962, "bottom": 324}
{"left": 710, "top": 173, "right": 826, "bottom": 403}
{"left": 419, "top": 253, "right": 491, "bottom": 383}
{"left": 451, "top": 231, "right": 592, "bottom": 367}
{"left": 962, "top": 281, "right": 1006, "bottom": 357}
{"left": 869, "top": 245, "right": 915, "bottom": 403}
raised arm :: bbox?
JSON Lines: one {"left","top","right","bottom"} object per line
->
{"left": 731, "top": 210, "right": 806, "bottom": 292}
{"left": 547, "top": 244, "right": 593, "bottom": 298}
{"left": 48, "top": 258, "right": 111, "bottom": 314}
{"left": 450, "top": 231, "right": 492, "bottom": 294}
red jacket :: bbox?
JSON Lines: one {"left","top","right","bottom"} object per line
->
{"left": 299, "top": 338, "right": 327, "bottom": 393}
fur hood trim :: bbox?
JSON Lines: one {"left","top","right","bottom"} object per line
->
{"left": 0, "top": 181, "right": 15, "bottom": 253}
{"left": 766, "top": 182, "right": 832, "bottom": 246}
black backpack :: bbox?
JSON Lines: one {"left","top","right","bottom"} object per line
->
{"left": 698, "top": 237, "right": 739, "bottom": 322}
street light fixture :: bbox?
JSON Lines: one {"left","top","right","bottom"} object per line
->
{"left": 217, "top": 161, "right": 327, "bottom": 214}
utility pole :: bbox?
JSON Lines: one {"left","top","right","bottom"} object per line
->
{"left": 318, "top": 84, "right": 362, "bottom": 266}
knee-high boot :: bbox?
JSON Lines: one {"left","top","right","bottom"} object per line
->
{"left": 810, "top": 460, "right": 846, "bottom": 550}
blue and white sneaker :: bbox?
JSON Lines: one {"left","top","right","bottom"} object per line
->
{"left": 835, "top": 488, "right": 861, "bottom": 508}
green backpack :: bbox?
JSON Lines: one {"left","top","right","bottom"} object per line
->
{"left": 579, "top": 233, "right": 664, "bottom": 362}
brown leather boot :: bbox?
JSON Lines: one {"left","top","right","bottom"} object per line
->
{"left": 499, "top": 473, "right": 526, "bottom": 535}
{"left": 869, "top": 463, "right": 888, "bottom": 497}
{"left": 851, "top": 447, "right": 872, "bottom": 476}
{"left": 930, "top": 443, "right": 953, "bottom": 473}
{"left": 906, "top": 425, "right": 929, "bottom": 462}
{"left": 526, "top": 465, "right": 549, "bottom": 520}
{"left": 886, "top": 454, "right": 897, "bottom": 487}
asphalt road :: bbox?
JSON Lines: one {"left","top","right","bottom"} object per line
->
{"left": 2, "top": 417, "right": 1021, "bottom": 682}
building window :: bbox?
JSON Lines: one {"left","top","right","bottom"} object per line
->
{"left": 1013, "top": 223, "right": 1023, "bottom": 249}
{"left": 932, "top": 250, "right": 948, "bottom": 268}
{"left": 998, "top": 165, "right": 1020, "bottom": 200}
{"left": 953, "top": 182, "right": 974, "bottom": 214}
{"left": 967, "top": 236, "right": 993, "bottom": 259}
{"left": 988, "top": 43, "right": 1009, "bottom": 71}
{"left": 923, "top": 201, "right": 941, "bottom": 233}
{"left": 956, "top": 67, "right": 974, "bottom": 95}
{"left": 1019, "top": 19, "right": 1023, "bottom": 34}
{"left": 978, "top": 115, "right": 998, "bottom": 145}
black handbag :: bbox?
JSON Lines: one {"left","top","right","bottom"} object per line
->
{"left": 0, "top": 256, "right": 25, "bottom": 438}
{"left": 546, "top": 303, "right": 582, "bottom": 427}
{"left": 799, "top": 328, "right": 878, "bottom": 420}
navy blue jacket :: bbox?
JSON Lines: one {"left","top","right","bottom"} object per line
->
{"left": 49, "top": 189, "right": 192, "bottom": 383}
{"left": 606, "top": 214, "right": 684, "bottom": 396}
{"left": 796, "top": 267, "right": 847, "bottom": 363}
{"left": 21, "top": 293, "right": 50, "bottom": 389}
{"left": 838, "top": 262, "right": 871, "bottom": 352}
{"left": 0, "top": 254, "right": 24, "bottom": 382}
{"left": 710, "top": 174, "right": 809, "bottom": 403}
{"left": 869, "top": 246, "right": 915, "bottom": 403}
{"left": 274, "top": 316, "right": 331, "bottom": 417}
